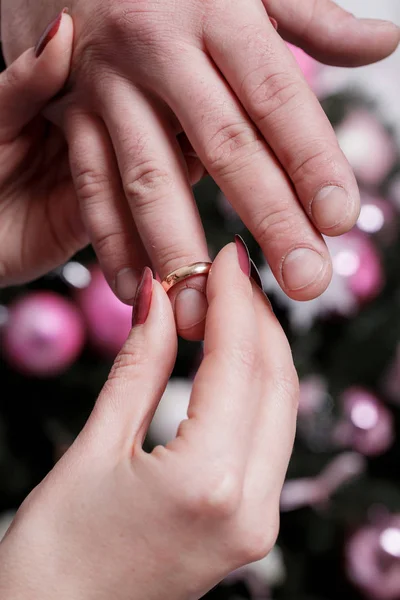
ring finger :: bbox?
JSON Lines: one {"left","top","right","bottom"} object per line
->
{"left": 102, "top": 81, "right": 210, "bottom": 340}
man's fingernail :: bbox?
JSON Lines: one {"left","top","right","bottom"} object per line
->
{"left": 311, "top": 186, "right": 351, "bottom": 230}
{"left": 282, "top": 248, "right": 325, "bottom": 291}
{"left": 35, "top": 8, "right": 68, "bottom": 58}
{"left": 115, "top": 268, "right": 141, "bottom": 302}
{"left": 175, "top": 288, "right": 208, "bottom": 331}
{"left": 235, "top": 234, "right": 251, "bottom": 277}
{"left": 132, "top": 267, "right": 153, "bottom": 327}
{"left": 360, "top": 18, "right": 400, "bottom": 32}
{"left": 250, "top": 260, "right": 263, "bottom": 291}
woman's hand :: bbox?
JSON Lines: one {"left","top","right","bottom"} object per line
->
{"left": 2, "top": 0, "right": 399, "bottom": 339}
{"left": 0, "top": 242, "right": 298, "bottom": 600}
{"left": 0, "top": 11, "right": 87, "bottom": 287}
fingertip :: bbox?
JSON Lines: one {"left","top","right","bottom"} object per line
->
{"left": 169, "top": 274, "right": 208, "bottom": 340}
{"left": 311, "top": 185, "right": 361, "bottom": 237}
{"left": 33, "top": 10, "right": 74, "bottom": 88}
{"left": 283, "top": 253, "right": 332, "bottom": 301}
{"left": 357, "top": 18, "right": 400, "bottom": 62}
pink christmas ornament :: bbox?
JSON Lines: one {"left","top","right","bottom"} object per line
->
{"left": 335, "top": 110, "right": 396, "bottom": 187}
{"left": 334, "top": 388, "right": 394, "bottom": 457}
{"left": 357, "top": 193, "right": 398, "bottom": 245}
{"left": 287, "top": 43, "right": 319, "bottom": 89}
{"left": 75, "top": 265, "right": 132, "bottom": 358}
{"left": 331, "top": 231, "right": 384, "bottom": 304}
{"left": 346, "top": 514, "right": 400, "bottom": 600}
{"left": 2, "top": 292, "right": 85, "bottom": 377}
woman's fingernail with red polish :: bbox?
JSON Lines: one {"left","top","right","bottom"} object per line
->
{"left": 269, "top": 17, "right": 278, "bottom": 30}
{"left": 235, "top": 234, "right": 251, "bottom": 277}
{"left": 132, "top": 267, "right": 153, "bottom": 327}
{"left": 250, "top": 260, "right": 264, "bottom": 291}
{"left": 35, "top": 8, "right": 68, "bottom": 58}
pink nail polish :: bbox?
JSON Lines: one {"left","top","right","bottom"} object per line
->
{"left": 34, "top": 8, "right": 68, "bottom": 58}
{"left": 132, "top": 267, "right": 153, "bottom": 327}
{"left": 235, "top": 234, "right": 251, "bottom": 277}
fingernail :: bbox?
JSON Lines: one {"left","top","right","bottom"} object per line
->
{"left": 35, "top": 8, "right": 68, "bottom": 58}
{"left": 282, "top": 248, "right": 325, "bottom": 291}
{"left": 269, "top": 17, "right": 278, "bottom": 30}
{"left": 115, "top": 268, "right": 141, "bottom": 302}
{"left": 235, "top": 234, "right": 251, "bottom": 277}
{"left": 132, "top": 267, "right": 153, "bottom": 327}
{"left": 311, "top": 186, "right": 350, "bottom": 230}
{"left": 360, "top": 18, "right": 400, "bottom": 32}
{"left": 175, "top": 288, "right": 208, "bottom": 331}
{"left": 250, "top": 260, "right": 263, "bottom": 291}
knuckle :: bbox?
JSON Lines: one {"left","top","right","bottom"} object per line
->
{"left": 107, "top": 341, "right": 148, "bottom": 384}
{"left": 244, "top": 69, "right": 302, "bottom": 125}
{"left": 105, "top": 2, "right": 176, "bottom": 57}
{"left": 236, "top": 519, "right": 280, "bottom": 565}
{"left": 204, "top": 121, "right": 264, "bottom": 178}
{"left": 182, "top": 469, "right": 242, "bottom": 519}
{"left": 289, "top": 143, "right": 337, "bottom": 186}
{"left": 254, "top": 204, "right": 300, "bottom": 253}
{"left": 94, "top": 229, "right": 129, "bottom": 262}
{"left": 123, "top": 161, "right": 174, "bottom": 210}
{"left": 3, "top": 63, "right": 21, "bottom": 94}
{"left": 74, "top": 168, "right": 110, "bottom": 203}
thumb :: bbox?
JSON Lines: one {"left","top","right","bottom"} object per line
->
{"left": 265, "top": 0, "right": 400, "bottom": 67}
{"left": 0, "top": 10, "right": 73, "bottom": 143}
{"left": 82, "top": 271, "right": 178, "bottom": 455}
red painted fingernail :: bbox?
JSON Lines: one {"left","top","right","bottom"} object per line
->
{"left": 132, "top": 267, "right": 153, "bottom": 327}
{"left": 235, "top": 234, "right": 251, "bottom": 278}
{"left": 35, "top": 8, "right": 68, "bottom": 58}
{"left": 269, "top": 17, "right": 278, "bottom": 30}
{"left": 250, "top": 260, "right": 263, "bottom": 291}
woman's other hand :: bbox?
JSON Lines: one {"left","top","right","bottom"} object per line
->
{"left": 0, "top": 11, "right": 87, "bottom": 288}
{"left": 0, "top": 241, "right": 298, "bottom": 600}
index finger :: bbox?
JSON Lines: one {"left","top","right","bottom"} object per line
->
{"left": 182, "top": 239, "right": 262, "bottom": 472}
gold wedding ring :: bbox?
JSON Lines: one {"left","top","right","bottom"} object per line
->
{"left": 161, "top": 262, "right": 212, "bottom": 293}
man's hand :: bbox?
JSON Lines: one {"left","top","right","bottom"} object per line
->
{"left": 2, "top": 0, "right": 398, "bottom": 340}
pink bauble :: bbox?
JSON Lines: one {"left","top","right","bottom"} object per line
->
{"left": 335, "top": 388, "right": 394, "bottom": 456}
{"left": 75, "top": 265, "right": 132, "bottom": 358}
{"left": 346, "top": 514, "right": 400, "bottom": 600}
{"left": 335, "top": 110, "right": 396, "bottom": 187}
{"left": 330, "top": 231, "right": 384, "bottom": 303}
{"left": 287, "top": 43, "right": 319, "bottom": 88}
{"left": 2, "top": 292, "right": 85, "bottom": 377}
{"left": 357, "top": 193, "right": 398, "bottom": 245}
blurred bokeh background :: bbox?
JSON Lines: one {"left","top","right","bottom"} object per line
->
{"left": 1, "top": 1, "right": 400, "bottom": 599}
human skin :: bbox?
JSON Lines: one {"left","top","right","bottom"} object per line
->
{"left": 1, "top": 0, "right": 399, "bottom": 341}
{"left": 0, "top": 238, "right": 299, "bottom": 600}
{"left": 0, "top": 12, "right": 87, "bottom": 286}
